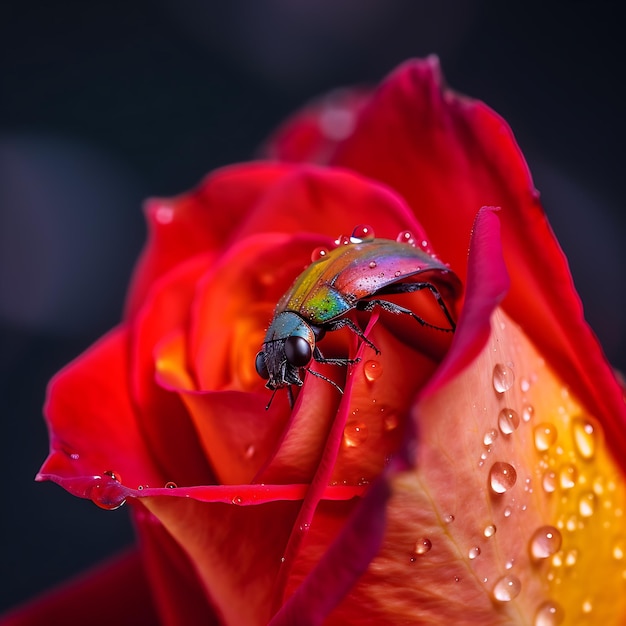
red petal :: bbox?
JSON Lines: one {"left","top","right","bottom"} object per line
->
{"left": 39, "top": 327, "right": 163, "bottom": 493}
{"left": 0, "top": 550, "right": 159, "bottom": 626}
{"left": 326, "top": 57, "right": 626, "bottom": 472}
{"left": 126, "top": 163, "right": 291, "bottom": 318}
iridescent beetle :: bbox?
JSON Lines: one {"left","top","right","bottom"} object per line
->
{"left": 255, "top": 228, "right": 461, "bottom": 407}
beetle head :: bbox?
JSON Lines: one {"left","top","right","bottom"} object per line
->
{"left": 255, "top": 311, "right": 317, "bottom": 391}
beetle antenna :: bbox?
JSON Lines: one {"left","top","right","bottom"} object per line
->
{"left": 305, "top": 367, "right": 344, "bottom": 395}
{"left": 265, "top": 389, "right": 278, "bottom": 411}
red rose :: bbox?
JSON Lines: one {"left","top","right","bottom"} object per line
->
{"left": 5, "top": 57, "right": 626, "bottom": 625}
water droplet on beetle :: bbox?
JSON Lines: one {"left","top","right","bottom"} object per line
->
{"left": 343, "top": 421, "right": 368, "bottom": 447}
{"left": 534, "top": 423, "right": 558, "bottom": 451}
{"left": 492, "top": 574, "right": 521, "bottom": 602}
{"left": 311, "top": 247, "right": 328, "bottom": 262}
{"left": 493, "top": 363, "right": 514, "bottom": 393}
{"left": 364, "top": 360, "right": 382, "bottom": 382}
{"left": 572, "top": 417, "right": 596, "bottom": 459}
{"left": 534, "top": 600, "right": 565, "bottom": 626}
{"left": 468, "top": 546, "right": 481, "bottom": 560}
{"left": 489, "top": 462, "right": 517, "bottom": 494}
{"left": 530, "top": 525, "right": 562, "bottom": 559}
{"left": 368, "top": 261, "right": 377, "bottom": 269}
{"left": 413, "top": 537, "right": 432, "bottom": 556}
{"left": 164, "top": 481, "right": 177, "bottom": 489}
{"left": 483, "top": 429, "right": 498, "bottom": 446}
{"left": 396, "top": 230, "right": 416, "bottom": 246}
{"left": 484, "top": 524, "right": 497, "bottom": 538}
{"left": 350, "top": 224, "right": 375, "bottom": 242}
{"left": 498, "top": 408, "right": 520, "bottom": 435}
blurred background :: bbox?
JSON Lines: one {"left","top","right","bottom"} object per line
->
{"left": 1, "top": 0, "right": 625, "bottom": 614}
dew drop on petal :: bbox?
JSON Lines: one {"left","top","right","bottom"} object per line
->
{"left": 530, "top": 526, "right": 562, "bottom": 559}
{"left": 443, "top": 514, "right": 455, "bottom": 524}
{"left": 498, "top": 408, "right": 520, "bottom": 435}
{"left": 311, "top": 247, "right": 328, "bottom": 262}
{"left": 534, "top": 600, "right": 565, "bottom": 626}
{"left": 559, "top": 463, "right": 578, "bottom": 490}
{"left": 350, "top": 224, "right": 375, "bottom": 243}
{"left": 86, "top": 477, "right": 127, "bottom": 511}
{"left": 396, "top": 230, "right": 416, "bottom": 246}
{"left": 483, "top": 429, "right": 498, "bottom": 446}
{"left": 534, "top": 423, "right": 558, "bottom": 452}
{"left": 542, "top": 470, "right": 557, "bottom": 493}
{"left": 232, "top": 495, "right": 243, "bottom": 505}
{"left": 244, "top": 444, "right": 256, "bottom": 460}
{"left": 520, "top": 377, "right": 531, "bottom": 393}
{"left": 164, "top": 481, "right": 177, "bottom": 489}
{"left": 522, "top": 404, "right": 535, "bottom": 422}
{"left": 493, "top": 363, "right": 514, "bottom": 393}
{"left": 492, "top": 574, "right": 521, "bottom": 602}
{"left": 343, "top": 421, "right": 368, "bottom": 447}
{"left": 484, "top": 524, "right": 497, "bottom": 538}
{"left": 578, "top": 491, "right": 596, "bottom": 517}
{"left": 103, "top": 470, "right": 121, "bottom": 483}
{"left": 503, "top": 506, "right": 513, "bottom": 518}
{"left": 572, "top": 417, "right": 596, "bottom": 460}
{"left": 613, "top": 539, "right": 624, "bottom": 560}
{"left": 489, "top": 462, "right": 517, "bottom": 494}
{"left": 413, "top": 537, "right": 432, "bottom": 556}
{"left": 582, "top": 599, "right": 593, "bottom": 614}
{"left": 383, "top": 413, "right": 399, "bottom": 431}
{"left": 364, "top": 360, "right": 382, "bottom": 382}
{"left": 334, "top": 234, "right": 350, "bottom": 246}
{"left": 368, "top": 261, "right": 377, "bottom": 269}
{"left": 468, "top": 546, "right": 481, "bottom": 560}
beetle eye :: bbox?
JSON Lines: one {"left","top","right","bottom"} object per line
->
{"left": 255, "top": 351, "right": 269, "bottom": 379}
{"left": 284, "top": 336, "right": 312, "bottom": 367}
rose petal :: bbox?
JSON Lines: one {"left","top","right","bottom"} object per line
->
{"left": 126, "top": 163, "right": 291, "bottom": 318}
{"left": 39, "top": 327, "right": 163, "bottom": 492}
{"left": 0, "top": 550, "right": 159, "bottom": 626}
{"left": 320, "top": 56, "right": 626, "bottom": 472}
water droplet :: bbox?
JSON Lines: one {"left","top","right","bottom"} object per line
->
{"left": 542, "top": 470, "right": 557, "bottom": 493}
{"left": 364, "top": 360, "right": 382, "bottom": 382}
{"left": 413, "top": 537, "right": 432, "bottom": 556}
{"left": 493, "top": 363, "right": 514, "bottom": 393}
{"left": 522, "top": 404, "right": 535, "bottom": 422}
{"left": 559, "top": 463, "right": 578, "bottom": 490}
{"left": 468, "top": 546, "right": 481, "bottom": 560}
{"left": 232, "top": 495, "right": 243, "bottom": 505}
{"left": 383, "top": 413, "right": 399, "bottom": 431}
{"left": 244, "top": 444, "right": 256, "bottom": 460}
{"left": 343, "top": 421, "right": 368, "bottom": 447}
{"left": 581, "top": 599, "right": 592, "bottom": 614}
{"left": 505, "top": 558, "right": 514, "bottom": 570}
{"left": 368, "top": 260, "right": 377, "bottom": 269}
{"left": 154, "top": 205, "right": 174, "bottom": 224}
{"left": 503, "top": 506, "right": 513, "bottom": 518}
{"left": 498, "top": 408, "right": 520, "bottom": 435}
{"left": 164, "top": 481, "right": 177, "bottom": 489}
{"left": 311, "top": 246, "right": 328, "bottom": 262}
{"left": 578, "top": 491, "right": 596, "bottom": 517}
{"left": 103, "top": 470, "right": 121, "bottom": 483}
{"left": 612, "top": 539, "right": 624, "bottom": 560}
{"left": 492, "top": 574, "right": 521, "bottom": 602}
{"left": 86, "top": 477, "right": 127, "bottom": 511}
{"left": 533, "top": 423, "right": 558, "bottom": 452}
{"left": 530, "top": 525, "right": 562, "bottom": 559}
{"left": 489, "top": 462, "right": 517, "bottom": 494}
{"left": 334, "top": 234, "right": 350, "bottom": 246}
{"left": 572, "top": 417, "right": 596, "bottom": 460}
{"left": 396, "top": 230, "right": 416, "bottom": 246}
{"left": 520, "top": 377, "right": 531, "bottom": 393}
{"left": 350, "top": 224, "right": 375, "bottom": 243}
{"left": 534, "top": 600, "right": 565, "bottom": 626}
{"left": 444, "top": 514, "right": 455, "bottom": 524}
{"left": 484, "top": 524, "right": 497, "bottom": 538}
{"left": 564, "top": 549, "right": 578, "bottom": 567}
{"left": 483, "top": 429, "right": 498, "bottom": 446}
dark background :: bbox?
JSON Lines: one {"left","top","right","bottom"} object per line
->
{"left": 1, "top": 0, "right": 625, "bottom": 614}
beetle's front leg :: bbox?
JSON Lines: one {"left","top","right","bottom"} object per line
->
{"left": 321, "top": 318, "right": 381, "bottom": 354}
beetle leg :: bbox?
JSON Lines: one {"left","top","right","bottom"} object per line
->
{"left": 304, "top": 367, "right": 344, "bottom": 394}
{"left": 287, "top": 385, "right": 295, "bottom": 409}
{"left": 357, "top": 295, "right": 455, "bottom": 332}
{"left": 313, "top": 346, "right": 360, "bottom": 366}
{"left": 322, "top": 318, "right": 381, "bottom": 354}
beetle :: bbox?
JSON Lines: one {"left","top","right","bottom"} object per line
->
{"left": 255, "top": 233, "right": 461, "bottom": 407}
